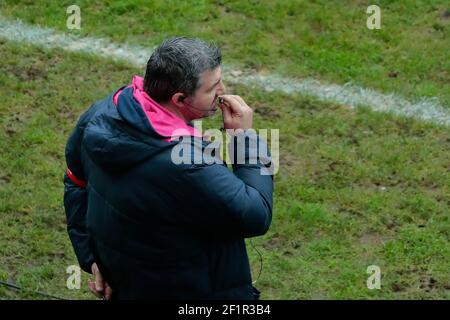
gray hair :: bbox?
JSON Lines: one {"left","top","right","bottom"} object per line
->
{"left": 144, "top": 37, "right": 222, "bottom": 102}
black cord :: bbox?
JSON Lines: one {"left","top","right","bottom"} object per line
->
{"left": 249, "top": 239, "right": 263, "bottom": 285}
{"left": 0, "top": 280, "right": 67, "bottom": 300}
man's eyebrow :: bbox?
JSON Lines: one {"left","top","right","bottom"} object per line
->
{"left": 208, "top": 78, "right": 221, "bottom": 91}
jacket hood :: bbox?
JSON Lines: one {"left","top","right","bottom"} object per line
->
{"left": 82, "top": 76, "right": 202, "bottom": 171}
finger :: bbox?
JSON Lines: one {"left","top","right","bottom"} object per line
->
{"left": 230, "top": 95, "right": 252, "bottom": 114}
{"left": 220, "top": 103, "right": 232, "bottom": 123}
{"left": 88, "top": 279, "right": 94, "bottom": 291}
{"left": 230, "top": 95, "right": 247, "bottom": 107}
{"left": 93, "top": 268, "right": 104, "bottom": 292}
{"left": 219, "top": 95, "right": 243, "bottom": 113}
{"left": 91, "top": 263, "right": 107, "bottom": 296}
{"left": 104, "top": 284, "right": 113, "bottom": 300}
{"left": 222, "top": 94, "right": 241, "bottom": 106}
{"left": 88, "top": 280, "right": 103, "bottom": 299}
{"left": 227, "top": 95, "right": 247, "bottom": 112}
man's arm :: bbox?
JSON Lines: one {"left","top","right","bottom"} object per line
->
{"left": 64, "top": 173, "right": 94, "bottom": 273}
{"left": 64, "top": 104, "right": 113, "bottom": 300}
{"left": 173, "top": 95, "right": 274, "bottom": 239}
{"left": 63, "top": 101, "right": 105, "bottom": 273}
{"left": 176, "top": 131, "right": 274, "bottom": 239}
{"left": 64, "top": 117, "right": 94, "bottom": 273}
{"left": 64, "top": 168, "right": 112, "bottom": 299}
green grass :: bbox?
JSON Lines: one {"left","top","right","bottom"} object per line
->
{"left": 0, "top": 1, "right": 450, "bottom": 300}
{"left": 0, "top": 40, "right": 132, "bottom": 299}
{"left": 0, "top": 0, "right": 449, "bottom": 107}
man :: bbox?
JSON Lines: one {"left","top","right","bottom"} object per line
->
{"left": 64, "top": 37, "right": 274, "bottom": 300}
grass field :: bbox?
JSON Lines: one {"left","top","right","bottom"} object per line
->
{"left": 0, "top": 0, "right": 449, "bottom": 299}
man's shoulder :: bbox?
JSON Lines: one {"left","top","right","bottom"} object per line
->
{"left": 76, "top": 93, "right": 115, "bottom": 130}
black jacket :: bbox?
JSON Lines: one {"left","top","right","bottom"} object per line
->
{"left": 64, "top": 76, "right": 274, "bottom": 299}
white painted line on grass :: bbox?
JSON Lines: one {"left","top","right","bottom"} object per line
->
{"left": 1, "top": 15, "right": 449, "bottom": 126}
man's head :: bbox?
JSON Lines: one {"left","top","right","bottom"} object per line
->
{"left": 144, "top": 37, "right": 225, "bottom": 121}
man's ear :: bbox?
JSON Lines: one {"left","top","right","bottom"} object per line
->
{"left": 171, "top": 92, "right": 185, "bottom": 108}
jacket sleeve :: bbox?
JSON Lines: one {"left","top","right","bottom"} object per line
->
{"left": 176, "top": 130, "right": 274, "bottom": 239}
{"left": 64, "top": 173, "right": 94, "bottom": 273}
{"left": 63, "top": 109, "right": 98, "bottom": 274}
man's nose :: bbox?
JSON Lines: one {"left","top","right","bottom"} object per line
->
{"left": 216, "top": 80, "right": 226, "bottom": 95}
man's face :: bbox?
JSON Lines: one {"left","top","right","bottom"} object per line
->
{"left": 186, "top": 67, "right": 226, "bottom": 119}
